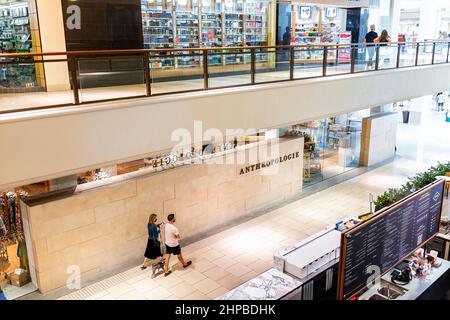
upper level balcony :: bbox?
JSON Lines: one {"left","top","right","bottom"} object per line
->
{"left": 1, "top": 40, "right": 450, "bottom": 113}
{"left": 1, "top": 41, "right": 450, "bottom": 189}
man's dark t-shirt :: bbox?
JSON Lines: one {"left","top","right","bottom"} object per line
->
{"left": 365, "top": 31, "right": 378, "bottom": 44}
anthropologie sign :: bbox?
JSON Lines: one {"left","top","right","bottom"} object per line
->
{"left": 239, "top": 152, "right": 301, "bottom": 176}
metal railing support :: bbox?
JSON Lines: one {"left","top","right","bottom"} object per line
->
{"left": 203, "top": 50, "right": 209, "bottom": 90}
{"left": 250, "top": 48, "right": 256, "bottom": 84}
{"left": 290, "top": 47, "right": 295, "bottom": 80}
{"left": 322, "top": 46, "right": 328, "bottom": 76}
{"left": 143, "top": 52, "right": 151, "bottom": 96}
{"left": 69, "top": 56, "right": 80, "bottom": 105}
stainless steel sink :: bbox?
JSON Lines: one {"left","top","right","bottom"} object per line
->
{"left": 375, "top": 280, "right": 407, "bottom": 300}
{"left": 377, "top": 286, "right": 402, "bottom": 299}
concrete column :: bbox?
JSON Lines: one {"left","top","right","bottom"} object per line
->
{"left": 390, "top": 0, "right": 402, "bottom": 42}
{"left": 35, "top": 0, "right": 70, "bottom": 91}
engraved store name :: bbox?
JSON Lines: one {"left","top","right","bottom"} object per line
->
{"left": 239, "top": 152, "right": 300, "bottom": 176}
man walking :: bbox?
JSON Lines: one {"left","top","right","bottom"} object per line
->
{"left": 163, "top": 214, "right": 192, "bottom": 276}
{"left": 364, "top": 25, "right": 378, "bottom": 69}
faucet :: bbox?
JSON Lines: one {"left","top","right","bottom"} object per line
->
{"left": 387, "top": 284, "right": 391, "bottom": 300}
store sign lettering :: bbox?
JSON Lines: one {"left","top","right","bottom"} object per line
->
{"left": 66, "top": 5, "right": 81, "bottom": 30}
{"left": 239, "top": 152, "right": 300, "bottom": 176}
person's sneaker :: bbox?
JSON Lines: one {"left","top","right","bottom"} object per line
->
{"left": 183, "top": 261, "right": 192, "bottom": 268}
{"left": 140, "top": 266, "right": 147, "bottom": 270}
{"left": 164, "top": 271, "right": 172, "bottom": 277}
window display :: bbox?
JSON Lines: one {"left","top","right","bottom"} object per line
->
{"left": 285, "top": 111, "right": 364, "bottom": 187}
{"left": 0, "top": 0, "right": 37, "bottom": 91}
{"left": 0, "top": 190, "right": 36, "bottom": 300}
{"left": 290, "top": 4, "right": 350, "bottom": 63}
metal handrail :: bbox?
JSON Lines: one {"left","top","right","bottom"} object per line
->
{"left": 0, "top": 40, "right": 449, "bottom": 114}
{"left": 1, "top": 41, "right": 449, "bottom": 58}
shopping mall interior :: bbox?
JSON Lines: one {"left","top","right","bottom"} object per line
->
{"left": 1, "top": 0, "right": 450, "bottom": 304}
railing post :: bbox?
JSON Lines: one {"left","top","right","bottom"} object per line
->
{"left": 447, "top": 42, "right": 450, "bottom": 63}
{"left": 69, "top": 56, "right": 80, "bottom": 105}
{"left": 375, "top": 45, "right": 380, "bottom": 70}
{"left": 203, "top": 50, "right": 209, "bottom": 90}
{"left": 322, "top": 46, "right": 328, "bottom": 76}
{"left": 350, "top": 45, "right": 356, "bottom": 73}
{"left": 396, "top": 44, "right": 401, "bottom": 68}
{"left": 143, "top": 52, "right": 151, "bottom": 97}
{"left": 415, "top": 42, "right": 420, "bottom": 66}
{"left": 431, "top": 42, "right": 436, "bottom": 64}
{"left": 289, "top": 46, "right": 295, "bottom": 80}
{"left": 250, "top": 48, "right": 256, "bottom": 84}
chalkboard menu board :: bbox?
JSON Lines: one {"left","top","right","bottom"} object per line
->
{"left": 337, "top": 180, "right": 445, "bottom": 300}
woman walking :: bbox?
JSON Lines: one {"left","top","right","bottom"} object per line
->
{"left": 141, "top": 214, "right": 163, "bottom": 270}
{"left": 374, "top": 30, "right": 392, "bottom": 68}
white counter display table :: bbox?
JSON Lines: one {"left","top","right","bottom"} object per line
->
{"left": 217, "top": 269, "right": 302, "bottom": 300}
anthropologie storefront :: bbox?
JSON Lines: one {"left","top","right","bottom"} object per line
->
{"left": 15, "top": 134, "right": 304, "bottom": 293}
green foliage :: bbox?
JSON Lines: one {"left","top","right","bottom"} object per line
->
{"left": 374, "top": 161, "right": 450, "bottom": 211}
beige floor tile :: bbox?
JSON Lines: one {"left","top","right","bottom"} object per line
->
{"left": 213, "top": 256, "right": 238, "bottom": 269}
{"left": 107, "top": 283, "right": 134, "bottom": 298}
{"left": 130, "top": 278, "right": 158, "bottom": 293}
{"left": 182, "top": 291, "right": 211, "bottom": 300}
{"left": 192, "top": 259, "right": 216, "bottom": 273}
{"left": 226, "top": 264, "right": 253, "bottom": 277}
{"left": 126, "top": 273, "right": 148, "bottom": 285}
{"left": 165, "top": 295, "right": 180, "bottom": 300}
{"left": 247, "top": 259, "right": 271, "bottom": 274}
{"left": 155, "top": 273, "right": 184, "bottom": 289}
{"left": 97, "top": 294, "right": 115, "bottom": 300}
{"left": 193, "top": 278, "right": 221, "bottom": 294}
{"left": 201, "top": 249, "right": 225, "bottom": 262}
{"left": 233, "top": 254, "right": 260, "bottom": 266}
{"left": 206, "top": 286, "right": 229, "bottom": 299}
{"left": 203, "top": 266, "right": 230, "bottom": 281}
{"left": 85, "top": 290, "right": 109, "bottom": 300}
{"left": 168, "top": 282, "right": 198, "bottom": 299}
{"left": 239, "top": 270, "right": 259, "bottom": 282}
{"left": 217, "top": 274, "right": 244, "bottom": 290}
{"left": 117, "top": 290, "right": 147, "bottom": 300}
{"left": 179, "top": 269, "right": 207, "bottom": 285}
{"left": 143, "top": 287, "right": 172, "bottom": 300}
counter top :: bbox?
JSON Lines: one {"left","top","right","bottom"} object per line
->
{"left": 358, "top": 258, "right": 450, "bottom": 300}
{"left": 217, "top": 268, "right": 302, "bottom": 300}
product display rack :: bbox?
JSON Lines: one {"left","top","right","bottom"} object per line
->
{"left": 140, "top": 0, "right": 273, "bottom": 72}
{"left": 175, "top": 11, "right": 201, "bottom": 68}
{"left": 0, "top": 1, "right": 36, "bottom": 90}
{"left": 141, "top": 4, "right": 175, "bottom": 70}
{"left": 291, "top": 5, "right": 347, "bottom": 64}
{"left": 201, "top": 12, "right": 223, "bottom": 65}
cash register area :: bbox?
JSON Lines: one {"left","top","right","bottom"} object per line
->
{"left": 49, "top": 102, "right": 450, "bottom": 301}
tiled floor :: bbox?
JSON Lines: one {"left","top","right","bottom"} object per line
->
{"left": 36, "top": 97, "right": 450, "bottom": 300}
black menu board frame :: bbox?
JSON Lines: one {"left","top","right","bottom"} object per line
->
{"left": 336, "top": 179, "right": 445, "bottom": 300}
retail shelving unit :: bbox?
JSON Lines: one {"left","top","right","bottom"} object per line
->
{"left": 0, "top": 0, "right": 36, "bottom": 89}
{"left": 140, "top": 0, "right": 274, "bottom": 74}
{"left": 141, "top": 1, "right": 175, "bottom": 70}
{"left": 291, "top": 4, "right": 348, "bottom": 64}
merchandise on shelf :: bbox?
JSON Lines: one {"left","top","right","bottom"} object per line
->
{"left": 0, "top": 1, "right": 37, "bottom": 89}
{"left": 141, "top": 5, "right": 175, "bottom": 70}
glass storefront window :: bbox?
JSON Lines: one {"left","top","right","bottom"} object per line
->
{"left": 287, "top": 110, "right": 367, "bottom": 188}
